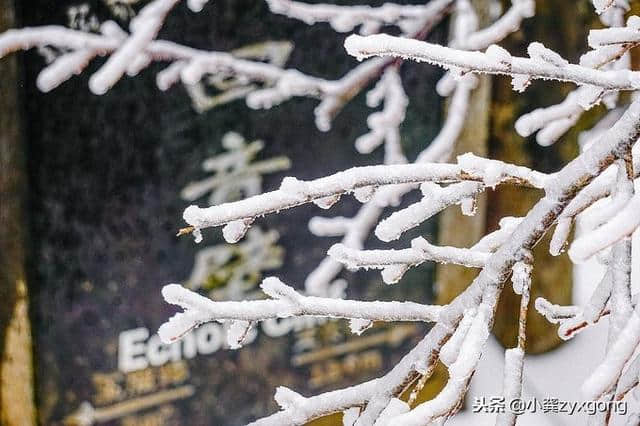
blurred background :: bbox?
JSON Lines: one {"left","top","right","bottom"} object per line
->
{"left": 0, "top": 0, "right": 637, "bottom": 425}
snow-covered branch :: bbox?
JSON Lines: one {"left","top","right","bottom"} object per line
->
{"left": 496, "top": 257, "right": 531, "bottom": 426}
{"left": 89, "top": 0, "right": 181, "bottom": 94}
{"left": 374, "top": 181, "right": 483, "bottom": 242}
{"left": 450, "top": 0, "right": 535, "bottom": 51}
{"left": 569, "top": 190, "right": 640, "bottom": 262}
{"left": 158, "top": 277, "right": 443, "bottom": 345}
{"left": 182, "top": 158, "right": 547, "bottom": 240}
{"left": 355, "top": 68, "right": 407, "bottom": 162}
{"left": 265, "top": 0, "right": 454, "bottom": 35}
{"left": 344, "top": 33, "right": 640, "bottom": 91}
{"left": 328, "top": 236, "right": 489, "bottom": 284}
{"left": 0, "top": 25, "right": 382, "bottom": 131}
{"left": 515, "top": 7, "right": 630, "bottom": 145}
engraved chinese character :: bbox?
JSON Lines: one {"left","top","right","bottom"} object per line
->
{"left": 181, "top": 132, "right": 290, "bottom": 206}
{"left": 92, "top": 373, "right": 124, "bottom": 405}
{"left": 186, "top": 227, "right": 284, "bottom": 300}
{"left": 158, "top": 361, "right": 190, "bottom": 387}
{"left": 125, "top": 369, "right": 156, "bottom": 395}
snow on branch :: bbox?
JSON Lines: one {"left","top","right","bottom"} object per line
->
{"left": 0, "top": 25, "right": 386, "bottom": 131}
{"left": 535, "top": 294, "right": 607, "bottom": 340}
{"left": 546, "top": 145, "right": 640, "bottom": 256}
{"left": 355, "top": 68, "right": 407, "bottom": 162}
{"left": 0, "top": 0, "right": 208, "bottom": 94}
{"left": 296, "top": 0, "right": 526, "bottom": 298}
{"left": 265, "top": 0, "right": 454, "bottom": 35}
{"left": 515, "top": 86, "right": 608, "bottom": 146}
{"left": 582, "top": 306, "right": 640, "bottom": 400}
{"left": 344, "top": 33, "right": 640, "bottom": 91}
{"left": 158, "top": 277, "right": 443, "bottom": 345}
{"left": 537, "top": 237, "right": 635, "bottom": 341}
{"left": 450, "top": 0, "right": 535, "bottom": 51}
{"left": 496, "top": 257, "right": 531, "bottom": 426}
{"left": 515, "top": 7, "right": 630, "bottom": 146}
{"left": 388, "top": 305, "right": 491, "bottom": 425}
{"left": 372, "top": 97, "right": 640, "bottom": 425}
{"left": 89, "top": 0, "right": 182, "bottom": 94}
{"left": 302, "top": 0, "right": 498, "bottom": 297}
{"left": 568, "top": 189, "right": 640, "bottom": 262}
{"left": 182, "top": 159, "right": 546, "bottom": 241}
{"left": 328, "top": 236, "right": 489, "bottom": 284}
{"left": 374, "top": 181, "right": 483, "bottom": 242}
{"left": 588, "top": 16, "right": 640, "bottom": 48}
{"left": 592, "top": 0, "right": 619, "bottom": 15}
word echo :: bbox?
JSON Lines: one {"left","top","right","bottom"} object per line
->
{"left": 118, "top": 315, "right": 329, "bottom": 372}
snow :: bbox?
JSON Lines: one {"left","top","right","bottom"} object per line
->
{"left": 381, "top": 265, "right": 409, "bottom": 285}
{"left": 342, "top": 407, "right": 360, "bottom": 426}
{"left": 511, "top": 261, "right": 532, "bottom": 295}
{"left": 527, "top": 42, "right": 569, "bottom": 67}
{"left": 450, "top": 0, "right": 534, "bottom": 51}
{"left": 549, "top": 218, "right": 572, "bottom": 256}
{"left": 187, "top": 0, "right": 208, "bottom": 13}
{"left": 440, "top": 308, "right": 477, "bottom": 366}
{"left": 355, "top": 69, "right": 408, "bottom": 161}
{"left": 569, "top": 192, "right": 640, "bottom": 262}
{"left": 348, "top": 319, "right": 373, "bottom": 336}
{"left": 373, "top": 398, "right": 409, "bottom": 426}
{"left": 449, "top": 202, "right": 640, "bottom": 426}
{"left": 583, "top": 305, "right": 640, "bottom": 400}
{"left": 227, "top": 320, "right": 253, "bottom": 349}
{"left": 495, "top": 348, "right": 524, "bottom": 426}
{"left": 375, "top": 182, "right": 482, "bottom": 242}
{"left": 592, "top": 0, "right": 616, "bottom": 14}
{"left": 222, "top": 219, "right": 252, "bottom": 243}
{"left": 516, "top": 5, "right": 630, "bottom": 146}
{"left": 36, "top": 49, "right": 96, "bottom": 92}
{"left": 328, "top": 237, "right": 489, "bottom": 283}
{"left": 183, "top": 160, "right": 548, "bottom": 234}
{"left": 89, "top": 0, "right": 181, "bottom": 94}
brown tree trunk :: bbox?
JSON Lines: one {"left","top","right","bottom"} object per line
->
{"left": 488, "top": 0, "right": 600, "bottom": 354}
{"left": 436, "top": 0, "right": 582, "bottom": 356}
{"left": 0, "top": 1, "right": 37, "bottom": 424}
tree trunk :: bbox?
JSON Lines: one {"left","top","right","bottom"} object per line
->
{"left": 0, "top": 1, "right": 37, "bottom": 424}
